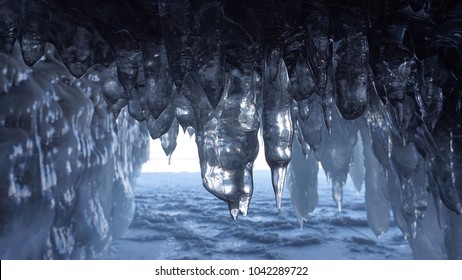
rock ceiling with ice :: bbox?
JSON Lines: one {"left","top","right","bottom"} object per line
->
{"left": 1, "top": 0, "right": 461, "bottom": 259}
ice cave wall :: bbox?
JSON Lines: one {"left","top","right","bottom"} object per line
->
{"left": 0, "top": 44, "right": 149, "bottom": 259}
{"left": 1, "top": 0, "right": 462, "bottom": 259}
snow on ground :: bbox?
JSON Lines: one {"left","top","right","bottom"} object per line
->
{"left": 108, "top": 168, "right": 412, "bottom": 260}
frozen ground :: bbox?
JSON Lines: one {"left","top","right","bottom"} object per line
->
{"left": 107, "top": 168, "right": 412, "bottom": 260}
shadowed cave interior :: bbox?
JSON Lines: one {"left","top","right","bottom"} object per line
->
{"left": 0, "top": 0, "right": 461, "bottom": 259}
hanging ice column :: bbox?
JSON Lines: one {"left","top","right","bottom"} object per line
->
{"left": 262, "top": 49, "right": 294, "bottom": 209}
{"left": 160, "top": 0, "right": 261, "bottom": 219}
{"left": 182, "top": 68, "right": 260, "bottom": 220}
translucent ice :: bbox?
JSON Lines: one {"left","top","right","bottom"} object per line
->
{"left": 262, "top": 49, "right": 294, "bottom": 209}
{"left": 160, "top": 119, "right": 179, "bottom": 164}
{"left": 349, "top": 129, "right": 365, "bottom": 192}
{"left": 0, "top": 43, "right": 148, "bottom": 259}
{"left": 142, "top": 41, "right": 172, "bottom": 119}
{"left": 287, "top": 136, "right": 319, "bottom": 228}
{"left": 315, "top": 105, "right": 356, "bottom": 212}
{"left": 361, "top": 121, "right": 391, "bottom": 237}
{"left": 183, "top": 69, "right": 259, "bottom": 219}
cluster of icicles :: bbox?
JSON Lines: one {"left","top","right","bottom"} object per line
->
{"left": 1, "top": 0, "right": 461, "bottom": 241}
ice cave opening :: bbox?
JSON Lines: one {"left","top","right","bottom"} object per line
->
{"left": 1, "top": 0, "right": 461, "bottom": 259}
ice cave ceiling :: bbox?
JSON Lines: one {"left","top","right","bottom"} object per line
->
{"left": 1, "top": 0, "right": 462, "bottom": 259}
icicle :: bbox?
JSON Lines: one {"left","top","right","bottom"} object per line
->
{"left": 186, "top": 126, "right": 195, "bottom": 137}
{"left": 282, "top": 23, "right": 315, "bottom": 102}
{"left": 174, "top": 89, "right": 195, "bottom": 132}
{"left": 100, "top": 63, "right": 124, "bottom": 105}
{"left": 127, "top": 87, "right": 146, "bottom": 122}
{"left": 305, "top": 6, "right": 330, "bottom": 96}
{"left": 160, "top": 119, "right": 179, "bottom": 164}
{"left": 146, "top": 96, "right": 174, "bottom": 140}
{"left": 415, "top": 56, "right": 443, "bottom": 131}
{"left": 195, "top": 1, "right": 225, "bottom": 108}
{"left": 183, "top": 67, "right": 259, "bottom": 219}
{"left": 431, "top": 124, "right": 462, "bottom": 215}
{"left": 115, "top": 30, "right": 141, "bottom": 99}
{"left": 58, "top": 26, "right": 94, "bottom": 78}
{"left": 330, "top": 5, "right": 369, "bottom": 120}
{"left": 297, "top": 94, "right": 324, "bottom": 151}
{"left": 142, "top": 41, "right": 172, "bottom": 119}
{"left": 361, "top": 122, "right": 391, "bottom": 237}
{"left": 287, "top": 136, "right": 319, "bottom": 228}
{"left": 157, "top": 0, "right": 195, "bottom": 91}
{"left": 315, "top": 104, "right": 356, "bottom": 212}
{"left": 333, "top": 34, "right": 368, "bottom": 120}
{"left": 0, "top": 0, "right": 20, "bottom": 54}
{"left": 293, "top": 54, "right": 316, "bottom": 101}
{"left": 391, "top": 141, "right": 429, "bottom": 237}
{"left": 387, "top": 166, "right": 412, "bottom": 239}
{"left": 321, "top": 67, "right": 334, "bottom": 132}
{"left": 262, "top": 49, "right": 294, "bottom": 209}
{"left": 19, "top": 0, "right": 49, "bottom": 66}
{"left": 349, "top": 129, "right": 365, "bottom": 192}
{"left": 240, "top": 162, "right": 255, "bottom": 217}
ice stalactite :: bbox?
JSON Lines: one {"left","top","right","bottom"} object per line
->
{"left": 0, "top": 0, "right": 20, "bottom": 55}
{"left": 391, "top": 141, "right": 429, "bottom": 238}
{"left": 297, "top": 95, "right": 324, "bottom": 152}
{"left": 360, "top": 119, "right": 391, "bottom": 237}
{"left": 115, "top": 30, "right": 144, "bottom": 122}
{"left": 262, "top": 50, "right": 294, "bottom": 210}
{"left": 174, "top": 89, "right": 196, "bottom": 133}
{"left": 331, "top": 4, "right": 368, "bottom": 121}
{"left": 142, "top": 40, "right": 171, "bottom": 120}
{"left": 146, "top": 96, "right": 174, "bottom": 140}
{"left": 315, "top": 106, "right": 356, "bottom": 212}
{"left": 349, "top": 129, "right": 364, "bottom": 193}
{"left": 287, "top": 136, "right": 319, "bottom": 228}
{"left": 183, "top": 68, "right": 260, "bottom": 219}
{"left": 160, "top": 118, "right": 179, "bottom": 164}
{"left": 158, "top": 0, "right": 195, "bottom": 91}
{"left": 305, "top": 1, "right": 329, "bottom": 97}
{"left": 100, "top": 63, "right": 127, "bottom": 117}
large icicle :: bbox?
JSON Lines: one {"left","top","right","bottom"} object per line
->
{"left": 183, "top": 69, "right": 259, "bottom": 219}
{"left": 331, "top": 5, "right": 369, "bottom": 120}
{"left": 158, "top": 0, "right": 195, "bottom": 91}
{"left": 262, "top": 49, "right": 294, "bottom": 209}
{"left": 361, "top": 120, "right": 391, "bottom": 237}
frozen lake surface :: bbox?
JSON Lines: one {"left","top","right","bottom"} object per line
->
{"left": 107, "top": 170, "right": 412, "bottom": 260}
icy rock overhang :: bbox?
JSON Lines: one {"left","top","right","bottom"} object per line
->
{"left": 1, "top": 0, "right": 462, "bottom": 259}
